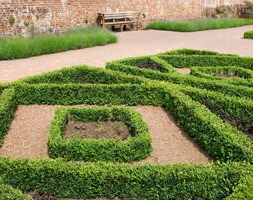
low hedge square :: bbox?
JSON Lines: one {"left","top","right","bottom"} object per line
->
{"left": 48, "top": 106, "right": 152, "bottom": 162}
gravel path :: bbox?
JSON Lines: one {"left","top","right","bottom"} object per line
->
{"left": 0, "top": 105, "right": 210, "bottom": 163}
{"left": 0, "top": 26, "right": 253, "bottom": 82}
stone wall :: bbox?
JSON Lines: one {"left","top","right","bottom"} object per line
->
{"left": 0, "top": 0, "right": 247, "bottom": 36}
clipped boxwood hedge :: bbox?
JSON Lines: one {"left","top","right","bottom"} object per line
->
{"left": 1, "top": 49, "right": 253, "bottom": 199}
{"left": 0, "top": 88, "right": 17, "bottom": 146}
{"left": 16, "top": 65, "right": 147, "bottom": 85}
{"left": 0, "top": 182, "right": 32, "bottom": 200}
{"left": 0, "top": 157, "right": 253, "bottom": 200}
{"left": 158, "top": 54, "right": 253, "bottom": 70}
{"left": 190, "top": 66, "right": 253, "bottom": 87}
{"left": 48, "top": 106, "right": 152, "bottom": 162}
{"left": 106, "top": 60, "right": 253, "bottom": 100}
{"left": 7, "top": 82, "right": 253, "bottom": 163}
{"left": 225, "top": 175, "right": 253, "bottom": 199}
{"left": 244, "top": 30, "right": 253, "bottom": 39}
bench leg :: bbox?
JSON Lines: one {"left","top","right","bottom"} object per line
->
{"left": 120, "top": 24, "right": 124, "bottom": 32}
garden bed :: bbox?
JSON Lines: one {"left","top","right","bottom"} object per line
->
{"left": 147, "top": 18, "right": 253, "bottom": 32}
{"left": 0, "top": 50, "right": 253, "bottom": 199}
{"left": 0, "top": 27, "right": 117, "bottom": 60}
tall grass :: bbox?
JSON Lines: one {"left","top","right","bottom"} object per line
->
{"left": 244, "top": 30, "right": 253, "bottom": 39}
{"left": 0, "top": 27, "right": 117, "bottom": 60}
{"left": 147, "top": 18, "right": 253, "bottom": 32}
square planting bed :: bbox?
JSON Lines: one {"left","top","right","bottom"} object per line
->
{"left": 48, "top": 106, "right": 152, "bottom": 162}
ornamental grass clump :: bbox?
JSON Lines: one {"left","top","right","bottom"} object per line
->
{"left": 148, "top": 18, "right": 253, "bottom": 32}
{"left": 0, "top": 27, "right": 117, "bottom": 60}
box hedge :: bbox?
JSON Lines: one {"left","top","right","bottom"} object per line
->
{"left": 0, "top": 49, "right": 253, "bottom": 199}
{"left": 106, "top": 61, "right": 253, "bottom": 100}
{"left": 48, "top": 106, "right": 152, "bottom": 162}
{"left": 244, "top": 30, "right": 253, "bottom": 39}
{"left": 0, "top": 157, "right": 253, "bottom": 199}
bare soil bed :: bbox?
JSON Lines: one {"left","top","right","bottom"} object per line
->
{"left": 0, "top": 105, "right": 211, "bottom": 164}
{"left": 65, "top": 121, "right": 130, "bottom": 140}
{"left": 135, "top": 60, "right": 161, "bottom": 71}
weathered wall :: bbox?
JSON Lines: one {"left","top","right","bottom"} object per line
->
{"left": 0, "top": 0, "right": 247, "bottom": 36}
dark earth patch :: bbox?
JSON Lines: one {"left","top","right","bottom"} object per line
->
{"left": 135, "top": 60, "right": 161, "bottom": 71}
{"left": 204, "top": 100, "right": 253, "bottom": 141}
{"left": 64, "top": 121, "right": 131, "bottom": 140}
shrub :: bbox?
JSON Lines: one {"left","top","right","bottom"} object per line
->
{"left": 225, "top": 175, "right": 253, "bottom": 199}
{"left": 190, "top": 66, "right": 253, "bottom": 87}
{"left": 48, "top": 106, "right": 152, "bottom": 162}
{"left": 147, "top": 18, "right": 253, "bottom": 32}
{"left": 106, "top": 59, "right": 253, "bottom": 100}
{"left": 16, "top": 65, "right": 146, "bottom": 85}
{"left": 0, "top": 181, "right": 32, "bottom": 200}
{"left": 0, "top": 88, "right": 17, "bottom": 146}
{"left": 0, "top": 157, "right": 253, "bottom": 199}
{"left": 244, "top": 30, "right": 253, "bottom": 39}
{"left": 0, "top": 27, "right": 117, "bottom": 60}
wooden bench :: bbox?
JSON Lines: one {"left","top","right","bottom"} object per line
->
{"left": 97, "top": 12, "right": 141, "bottom": 32}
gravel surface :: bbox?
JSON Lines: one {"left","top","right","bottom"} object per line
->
{"left": 176, "top": 68, "right": 191, "bottom": 75}
{"left": 0, "top": 105, "right": 211, "bottom": 163}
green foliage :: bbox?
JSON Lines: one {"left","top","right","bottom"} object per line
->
{"left": 48, "top": 106, "right": 152, "bottom": 162}
{"left": 147, "top": 18, "right": 253, "bottom": 32}
{"left": 244, "top": 30, "right": 253, "bottom": 39}
{"left": 1, "top": 157, "right": 253, "bottom": 199}
{"left": 158, "top": 54, "right": 253, "bottom": 70}
{"left": 16, "top": 65, "right": 146, "bottom": 85}
{"left": 225, "top": 175, "right": 253, "bottom": 199}
{"left": 107, "top": 58, "right": 253, "bottom": 100}
{"left": 0, "top": 27, "right": 117, "bottom": 60}
{"left": 190, "top": 66, "right": 253, "bottom": 84}
{"left": 161, "top": 48, "right": 238, "bottom": 56}
{"left": 0, "top": 183, "right": 32, "bottom": 200}
{"left": 163, "top": 87, "right": 253, "bottom": 163}
{"left": 0, "top": 88, "right": 17, "bottom": 146}
{"left": 14, "top": 83, "right": 164, "bottom": 106}
{"left": 1, "top": 49, "right": 253, "bottom": 199}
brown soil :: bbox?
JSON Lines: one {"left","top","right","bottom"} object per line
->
{"left": 64, "top": 121, "right": 130, "bottom": 140}
{"left": 135, "top": 60, "right": 161, "bottom": 71}
{"left": 176, "top": 68, "right": 191, "bottom": 75}
{"left": 0, "top": 105, "right": 211, "bottom": 164}
{"left": 203, "top": 100, "right": 253, "bottom": 141}
{"left": 213, "top": 72, "right": 240, "bottom": 78}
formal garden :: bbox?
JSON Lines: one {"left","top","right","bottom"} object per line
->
{"left": 0, "top": 48, "right": 252, "bottom": 199}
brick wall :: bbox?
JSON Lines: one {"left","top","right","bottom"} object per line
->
{"left": 0, "top": 0, "right": 247, "bottom": 36}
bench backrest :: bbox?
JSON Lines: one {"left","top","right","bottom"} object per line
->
{"left": 99, "top": 12, "right": 140, "bottom": 21}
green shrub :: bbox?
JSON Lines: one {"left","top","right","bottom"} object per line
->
{"left": 1, "top": 157, "right": 252, "bottom": 199}
{"left": 163, "top": 87, "right": 253, "bottom": 163}
{"left": 48, "top": 106, "right": 152, "bottom": 162}
{"left": 147, "top": 18, "right": 253, "bottom": 32}
{"left": 225, "top": 175, "right": 253, "bottom": 199}
{"left": 0, "top": 27, "right": 117, "bottom": 60}
{"left": 0, "top": 183, "right": 32, "bottom": 200}
{"left": 16, "top": 65, "right": 146, "bottom": 85}
{"left": 161, "top": 48, "right": 238, "bottom": 56}
{"left": 158, "top": 55, "right": 253, "bottom": 70}
{"left": 190, "top": 66, "right": 253, "bottom": 87}
{"left": 0, "top": 88, "right": 17, "bottom": 146}
{"left": 244, "top": 30, "right": 253, "bottom": 39}
{"left": 106, "top": 61, "right": 253, "bottom": 100}
{"left": 14, "top": 83, "right": 165, "bottom": 106}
